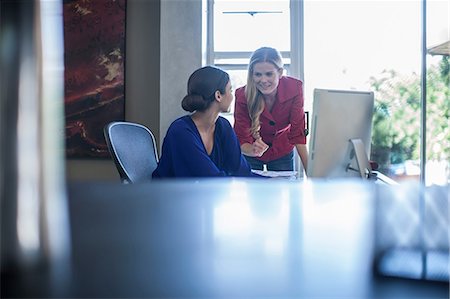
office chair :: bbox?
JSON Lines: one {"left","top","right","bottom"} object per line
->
{"left": 104, "top": 121, "right": 159, "bottom": 183}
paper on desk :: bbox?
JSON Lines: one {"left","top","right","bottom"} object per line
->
{"left": 252, "top": 170, "right": 298, "bottom": 178}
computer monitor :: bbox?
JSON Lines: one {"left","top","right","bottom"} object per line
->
{"left": 307, "top": 88, "right": 374, "bottom": 179}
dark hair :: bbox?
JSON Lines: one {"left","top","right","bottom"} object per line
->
{"left": 181, "top": 66, "right": 230, "bottom": 112}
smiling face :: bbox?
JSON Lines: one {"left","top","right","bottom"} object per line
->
{"left": 252, "top": 62, "right": 283, "bottom": 97}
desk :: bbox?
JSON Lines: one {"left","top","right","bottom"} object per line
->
{"left": 252, "top": 169, "right": 398, "bottom": 185}
{"left": 2, "top": 179, "right": 448, "bottom": 298}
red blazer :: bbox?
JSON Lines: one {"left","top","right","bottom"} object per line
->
{"left": 233, "top": 76, "right": 307, "bottom": 163}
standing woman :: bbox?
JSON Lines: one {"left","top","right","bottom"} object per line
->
{"left": 234, "top": 47, "right": 308, "bottom": 172}
{"left": 152, "top": 66, "right": 254, "bottom": 178}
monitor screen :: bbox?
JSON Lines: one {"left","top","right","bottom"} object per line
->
{"left": 307, "top": 88, "right": 374, "bottom": 178}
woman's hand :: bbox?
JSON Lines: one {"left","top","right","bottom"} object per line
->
{"left": 241, "top": 138, "right": 269, "bottom": 157}
{"left": 251, "top": 138, "right": 269, "bottom": 157}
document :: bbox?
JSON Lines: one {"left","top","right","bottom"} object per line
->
{"left": 252, "top": 170, "right": 298, "bottom": 179}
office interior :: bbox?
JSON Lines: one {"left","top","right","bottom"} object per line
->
{"left": 1, "top": 0, "right": 449, "bottom": 298}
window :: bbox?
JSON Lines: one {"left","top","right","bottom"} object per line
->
{"left": 206, "top": 0, "right": 449, "bottom": 185}
{"left": 204, "top": 0, "right": 297, "bottom": 125}
{"left": 303, "top": 1, "right": 447, "bottom": 185}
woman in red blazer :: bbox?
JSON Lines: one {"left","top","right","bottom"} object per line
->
{"left": 234, "top": 47, "right": 308, "bottom": 172}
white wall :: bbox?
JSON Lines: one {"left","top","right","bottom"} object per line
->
{"left": 159, "top": 0, "right": 202, "bottom": 147}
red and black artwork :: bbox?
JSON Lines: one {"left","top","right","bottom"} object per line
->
{"left": 63, "top": 0, "right": 126, "bottom": 158}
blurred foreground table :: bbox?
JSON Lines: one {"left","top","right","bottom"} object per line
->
{"left": 2, "top": 179, "right": 448, "bottom": 298}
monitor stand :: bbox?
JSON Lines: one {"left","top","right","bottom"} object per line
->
{"left": 347, "top": 139, "right": 398, "bottom": 185}
{"left": 347, "top": 138, "right": 372, "bottom": 179}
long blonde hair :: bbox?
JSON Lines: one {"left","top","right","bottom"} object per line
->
{"left": 245, "top": 47, "right": 283, "bottom": 139}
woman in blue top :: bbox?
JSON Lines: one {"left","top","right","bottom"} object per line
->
{"left": 152, "top": 66, "right": 254, "bottom": 178}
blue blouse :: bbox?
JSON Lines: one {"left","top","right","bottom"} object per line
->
{"left": 152, "top": 115, "right": 254, "bottom": 178}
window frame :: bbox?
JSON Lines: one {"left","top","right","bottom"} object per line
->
{"left": 204, "top": 0, "right": 305, "bottom": 172}
{"left": 204, "top": 0, "right": 303, "bottom": 81}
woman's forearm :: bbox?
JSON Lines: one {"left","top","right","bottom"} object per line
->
{"left": 295, "top": 144, "right": 309, "bottom": 173}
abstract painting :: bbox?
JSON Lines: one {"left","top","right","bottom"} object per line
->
{"left": 63, "top": 0, "right": 126, "bottom": 158}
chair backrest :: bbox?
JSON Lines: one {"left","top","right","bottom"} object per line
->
{"left": 104, "top": 121, "right": 159, "bottom": 183}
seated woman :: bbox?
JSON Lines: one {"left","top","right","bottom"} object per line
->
{"left": 152, "top": 66, "right": 255, "bottom": 178}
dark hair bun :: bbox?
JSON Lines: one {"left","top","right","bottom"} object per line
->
{"left": 181, "top": 94, "right": 209, "bottom": 112}
{"left": 182, "top": 66, "right": 230, "bottom": 112}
